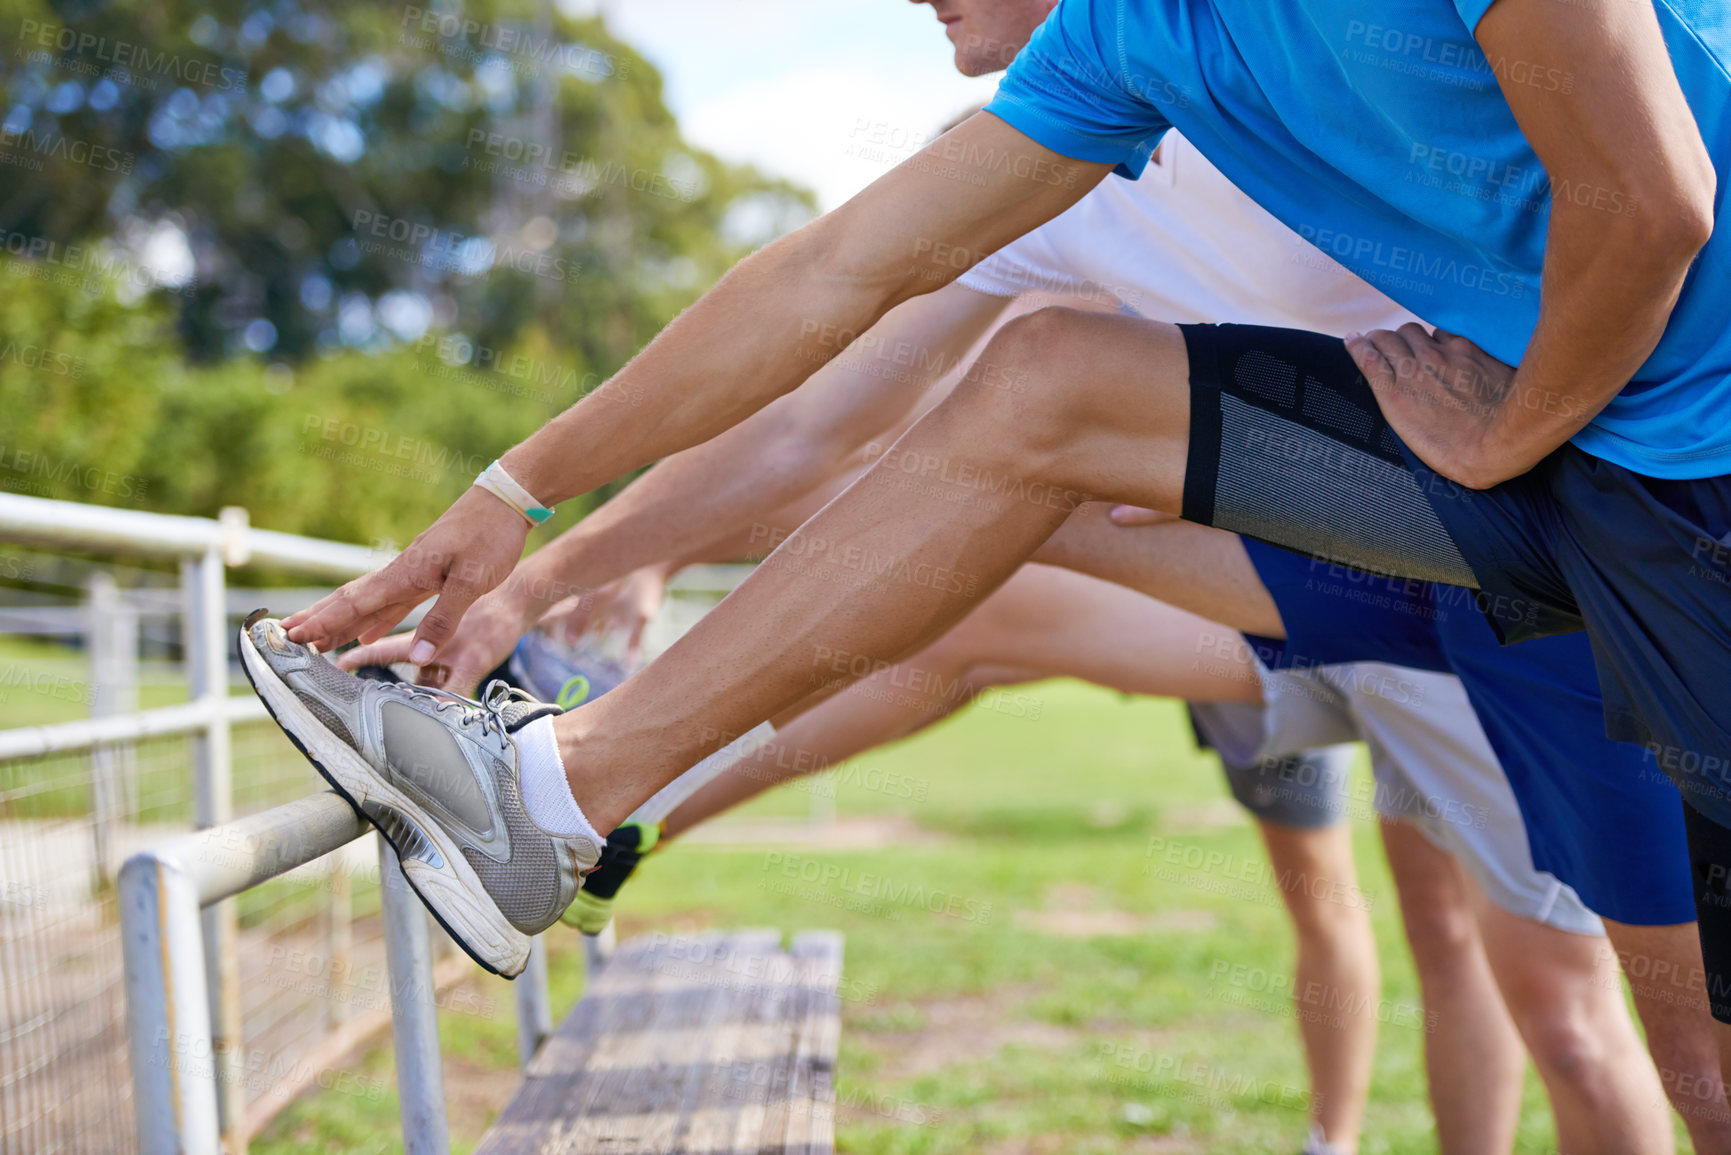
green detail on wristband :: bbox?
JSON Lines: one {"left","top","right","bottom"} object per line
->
{"left": 527, "top": 505, "right": 554, "bottom": 524}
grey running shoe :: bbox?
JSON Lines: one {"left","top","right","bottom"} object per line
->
{"left": 238, "top": 610, "right": 599, "bottom": 977}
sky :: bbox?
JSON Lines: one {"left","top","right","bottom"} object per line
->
{"left": 568, "top": 0, "right": 1002, "bottom": 211}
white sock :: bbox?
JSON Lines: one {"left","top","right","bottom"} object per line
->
{"left": 516, "top": 716, "right": 603, "bottom": 845}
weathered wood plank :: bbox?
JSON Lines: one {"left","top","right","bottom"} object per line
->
{"left": 475, "top": 930, "right": 842, "bottom": 1155}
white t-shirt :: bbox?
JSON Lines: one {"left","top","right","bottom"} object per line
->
{"left": 970, "top": 135, "right": 1589, "bottom": 925}
{"left": 958, "top": 132, "right": 1420, "bottom": 336}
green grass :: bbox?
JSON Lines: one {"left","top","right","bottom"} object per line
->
{"left": 0, "top": 637, "right": 1667, "bottom": 1151}
{"left": 246, "top": 677, "right": 1658, "bottom": 1154}
{"left": 0, "top": 634, "right": 296, "bottom": 822}
{"left": 0, "top": 633, "right": 196, "bottom": 726}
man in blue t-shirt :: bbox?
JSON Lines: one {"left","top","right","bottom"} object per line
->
{"left": 277, "top": 0, "right": 1731, "bottom": 1050}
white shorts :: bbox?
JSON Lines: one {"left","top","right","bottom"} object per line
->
{"left": 1192, "top": 661, "right": 1602, "bottom": 936}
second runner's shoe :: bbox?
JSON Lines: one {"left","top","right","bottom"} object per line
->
{"left": 239, "top": 611, "right": 600, "bottom": 977}
{"left": 560, "top": 820, "right": 660, "bottom": 935}
{"left": 507, "top": 629, "right": 630, "bottom": 709}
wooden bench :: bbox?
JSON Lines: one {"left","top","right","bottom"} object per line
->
{"left": 476, "top": 929, "right": 843, "bottom": 1154}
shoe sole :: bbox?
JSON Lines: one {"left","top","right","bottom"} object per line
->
{"left": 238, "top": 620, "right": 530, "bottom": 978}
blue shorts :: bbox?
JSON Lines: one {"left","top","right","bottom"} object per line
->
{"left": 1406, "top": 447, "right": 1731, "bottom": 826}
{"left": 1241, "top": 537, "right": 1694, "bottom": 926}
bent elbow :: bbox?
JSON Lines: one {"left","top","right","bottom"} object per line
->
{"left": 1652, "top": 185, "right": 1716, "bottom": 260}
{"left": 1448, "top": 462, "right": 1518, "bottom": 492}
{"left": 1635, "top": 154, "right": 1717, "bottom": 261}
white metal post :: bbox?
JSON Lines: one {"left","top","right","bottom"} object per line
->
{"left": 321, "top": 854, "right": 354, "bottom": 1031}
{"left": 182, "top": 547, "right": 244, "bottom": 1150}
{"left": 582, "top": 922, "right": 616, "bottom": 973}
{"left": 119, "top": 794, "right": 372, "bottom": 1155}
{"left": 88, "top": 571, "right": 139, "bottom": 890}
{"left": 514, "top": 937, "right": 553, "bottom": 1067}
{"left": 120, "top": 854, "right": 221, "bottom": 1155}
{"left": 379, "top": 839, "right": 451, "bottom": 1155}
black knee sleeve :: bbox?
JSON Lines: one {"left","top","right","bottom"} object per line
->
{"left": 1683, "top": 797, "right": 1731, "bottom": 1022}
{"left": 1177, "top": 323, "right": 1476, "bottom": 587}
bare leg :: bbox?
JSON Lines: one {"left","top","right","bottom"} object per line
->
{"left": 668, "top": 563, "right": 1262, "bottom": 833}
{"left": 1601, "top": 920, "right": 1731, "bottom": 1153}
{"left": 1381, "top": 818, "right": 1524, "bottom": 1154}
{"left": 661, "top": 564, "right": 1376, "bottom": 1148}
{"left": 1471, "top": 898, "right": 1673, "bottom": 1154}
{"left": 1258, "top": 820, "right": 1378, "bottom": 1153}
{"left": 559, "top": 308, "right": 1196, "bottom": 828}
{"left": 1033, "top": 503, "right": 1287, "bottom": 639}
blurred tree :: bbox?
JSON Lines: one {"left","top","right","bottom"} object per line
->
{"left": 0, "top": 256, "right": 613, "bottom": 547}
{"left": 0, "top": 0, "right": 818, "bottom": 549}
{"left": 0, "top": 0, "right": 813, "bottom": 367}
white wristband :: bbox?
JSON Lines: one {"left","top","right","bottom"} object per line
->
{"left": 473, "top": 460, "right": 555, "bottom": 526}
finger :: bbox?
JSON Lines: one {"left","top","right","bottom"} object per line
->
{"left": 281, "top": 588, "right": 348, "bottom": 635}
{"left": 1364, "top": 329, "right": 1416, "bottom": 385}
{"left": 286, "top": 566, "right": 426, "bottom": 648}
{"left": 409, "top": 581, "right": 483, "bottom": 666}
{"left": 553, "top": 595, "right": 597, "bottom": 643}
{"left": 419, "top": 655, "right": 488, "bottom": 698}
{"left": 624, "top": 617, "right": 650, "bottom": 667}
{"left": 1396, "top": 321, "right": 1436, "bottom": 348}
{"left": 1108, "top": 504, "right": 1170, "bottom": 526}
{"left": 335, "top": 633, "right": 417, "bottom": 671}
{"left": 415, "top": 662, "right": 452, "bottom": 689}
{"left": 1392, "top": 322, "right": 1452, "bottom": 380}
{"left": 1343, "top": 332, "right": 1395, "bottom": 389}
{"left": 354, "top": 603, "right": 429, "bottom": 647}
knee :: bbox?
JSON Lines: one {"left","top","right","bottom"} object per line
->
{"left": 1287, "top": 892, "right": 1374, "bottom": 961}
{"left": 1398, "top": 894, "right": 1479, "bottom": 966}
{"left": 943, "top": 306, "right": 1101, "bottom": 460}
{"left": 1515, "top": 1002, "right": 1616, "bottom": 1088}
{"left": 1500, "top": 956, "right": 1642, "bottom": 1087}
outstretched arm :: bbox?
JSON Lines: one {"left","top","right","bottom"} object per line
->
{"left": 285, "top": 113, "right": 1109, "bottom": 660}
{"left": 332, "top": 283, "right": 1006, "bottom": 690}
{"left": 499, "top": 282, "right": 1009, "bottom": 618}
{"left": 1349, "top": 0, "right": 1715, "bottom": 489}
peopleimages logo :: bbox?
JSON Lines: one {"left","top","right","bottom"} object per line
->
{"left": 15, "top": 20, "right": 248, "bottom": 92}
{"left": 1295, "top": 225, "right": 1526, "bottom": 300}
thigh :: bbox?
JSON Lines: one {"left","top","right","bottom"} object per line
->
{"left": 922, "top": 562, "right": 1264, "bottom": 704}
{"left": 1441, "top": 619, "right": 1698, "bottom": 928}
{"left": 927, "top": 306, "right": 1196, "bottom": 513}
{"left": 1601, "top": 919, "right": 1715, "bottom": 1039}
{"left": 1472, "top": 898, "right": 1614, "bottom": 1026}
{"left": 1381, "top": 817, "right": 1476, "bottom": 947}
{"left": 1255, "top": 819, "right": 1363, "bottom": 923}
{"left": 1683, "top": 800, "right": 1731, "bottom": 1022}
{"left": 1180, "top": 323, "right": 1480, "bottom": 588}
{"left": 1035, "top": 503, "right": 1286, "bottom": 638}
{"left": 1544, "top": 459, "right": 1731, "bottom": 824}
{"left": 1346, "top": 665, "right": 1604, "bottom": 937}
{"left": 1204, "top": 726, "right": 1358, "bottom": 831}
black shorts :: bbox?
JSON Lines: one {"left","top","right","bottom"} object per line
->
{"left": 1179, "top": 322, "right": 1731, "bottom": 1011}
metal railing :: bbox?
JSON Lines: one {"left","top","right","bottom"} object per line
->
{"left": 118, "top": 792, "right": 546, "bottom": 1155}
{"left": 0, "top": 494, "right": 395, "bottom": 1153}
{"left": 0, "top": 495, "right": 768, "bottom": 1154}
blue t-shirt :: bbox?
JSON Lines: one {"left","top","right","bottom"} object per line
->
{"left": 985, "top": 0, "right": 1731, "bottom": 479}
